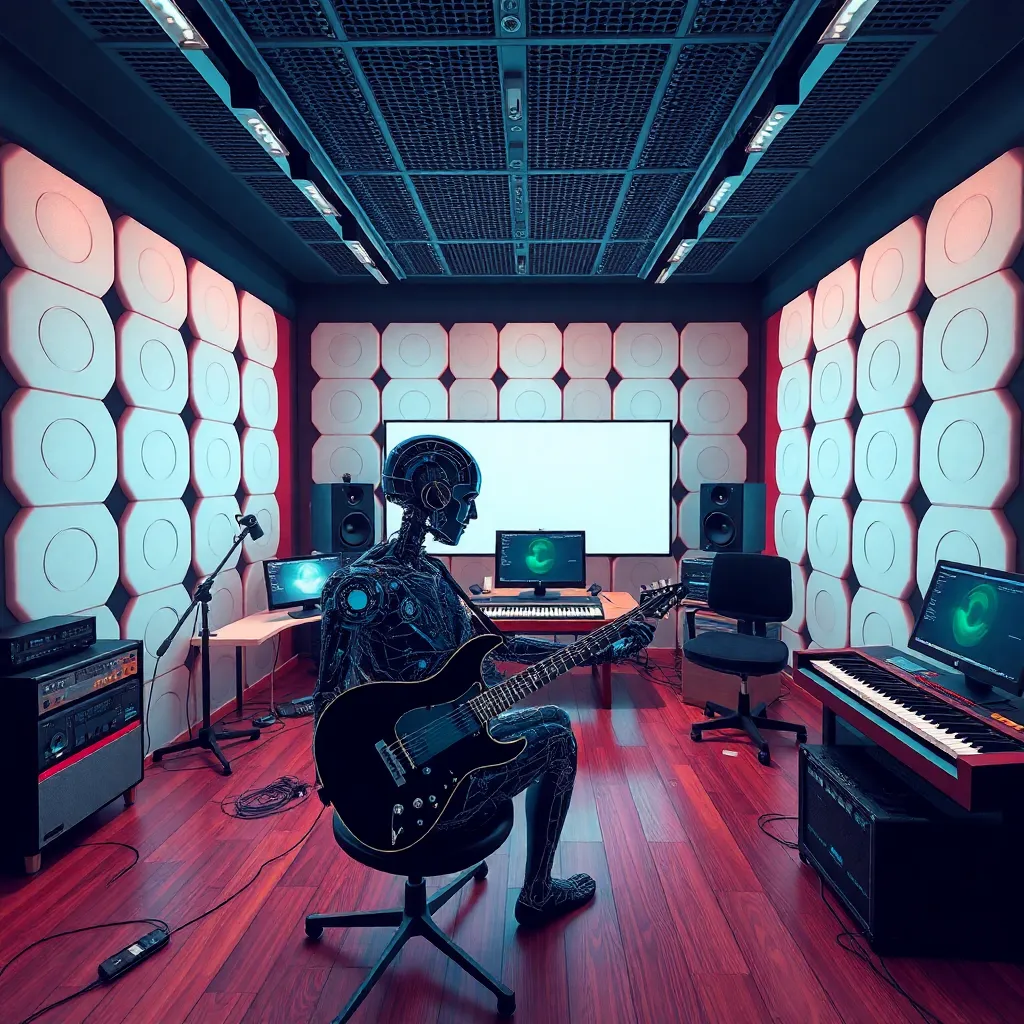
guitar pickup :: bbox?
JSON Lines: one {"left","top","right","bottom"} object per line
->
{"left": 376, "top": 739, "right": 406, "bottom": 786}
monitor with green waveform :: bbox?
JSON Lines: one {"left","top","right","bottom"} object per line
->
{"left": 495, "top": 530, "right": 586, "bottom": 597}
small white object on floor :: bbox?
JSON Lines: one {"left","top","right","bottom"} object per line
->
{"left": 722, "top": 749, "right": 739, "bottom": 757}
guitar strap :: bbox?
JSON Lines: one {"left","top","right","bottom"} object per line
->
{"left": 430, "top": 556, "right": 504, "bottom": 639}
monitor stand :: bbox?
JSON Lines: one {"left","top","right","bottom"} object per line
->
{"left": 288, "top": 602, "right": 321, "bottom": 619}
{"left": 517, "top": 585, "right": 560, "bottom": 599}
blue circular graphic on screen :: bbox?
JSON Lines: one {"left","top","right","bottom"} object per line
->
{"left": 346, "top": 588, "right": 369, "bottom": 611}
{"left": 293, "top": 563, "right": 326, "bottom": 595}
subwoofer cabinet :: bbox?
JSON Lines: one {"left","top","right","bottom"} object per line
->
{"left": 699, "top": 482, "right": 765, "bottom": 553}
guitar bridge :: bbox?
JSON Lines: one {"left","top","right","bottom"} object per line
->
{"left": 376, "top": 740, "right": 406, "bottom": 787}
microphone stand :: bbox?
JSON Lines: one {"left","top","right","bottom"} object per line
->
{"left": 151, "top": 524, "right": 261, "bottom": 775}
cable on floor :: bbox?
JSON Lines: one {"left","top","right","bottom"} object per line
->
{"left": 79, "top": 842, "right": 141, "bottom": 887}
{"left": 756, "top": 813, "right": 799, "bottom": 850}
{"left": 18, "top": 979, "right": 103, "bottom": 1023}
{"left": 219, "top": 776, "right": 312, "bottom": 819}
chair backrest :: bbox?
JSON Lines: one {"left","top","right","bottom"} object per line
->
{"left": 707, "top": 553, "right": 793, "bottom": 624}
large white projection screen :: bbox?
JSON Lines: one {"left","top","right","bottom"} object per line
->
{"left": 383, "top": 421, "right": 673, "bottom": 556}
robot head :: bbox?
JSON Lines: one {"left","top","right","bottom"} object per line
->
{"left": 382, "top": 435, "right": 481, "bottom": 546}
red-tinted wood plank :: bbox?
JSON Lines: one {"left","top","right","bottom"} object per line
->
{"left": 184, "top": 991, "right": 256, "bottom": 1023}
{"left": 693, "top": 973, "right": 773, "bottom": 1024}
{"left": 621, "top": 746, "right": 687, "bottom": 842}
{"left": 311, "top": 965, "right": 389, "bottom": 1024}
{"left": 501, "top": 887, "right": 571, "bottom": 1024}
{"left": 240, "top": 966, "right": 331, "bottom": 1023}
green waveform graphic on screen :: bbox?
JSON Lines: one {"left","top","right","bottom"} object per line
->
{"left": 523, "top": 537, "right": 556, "bottom": 576}
{"left": 951, "top": 583, "right": 998, "bottom": 648}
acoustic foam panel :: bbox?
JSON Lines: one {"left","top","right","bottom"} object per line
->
{"left": 382, "top": 323, "right": 449, "bottom": 379}
{"left": 311, "top": 322, "right": 380, "bottom": 379}
{"left": 562, "top": 323, "right": 612, "bottom": 379}
{"left": 919, "top": 390, "right": 1019, "bottom": 507}
{"left": 113, "top": 216, "right": 187, "bottom": 328}
{"left": 776, "top": 359, "right": 810, "bottom": 431}
{"left": 448, "top": 556, "right": 495, "bottom": 592}
{"left": 562, "top": 378, "right": 611, "bottom": 420}
{"left": 678, "top": 492, "right": 701, "bottom": 550}
{"left": 121, "top": 582, "right": 191, "bottom": 679}
{"left": 851, "top": 501, "right": 916, "bottom": 600}
{"left": 859, "top": 216, "right": 925, "bottom": 328}
{"left": 186, "top": 258, "right": 238, "bottom": 350}
{"left": 196, "top": 567, "right": 243, "bottom": 632}
{"left": 679, "top": 378, "right": 747, "bottom": 435}
{"left": 6, "top": 504, "right": 119, "bottom": 620}
{"left": 498, "top": 379, "right": 561, "bottom": 420}
{"left": 240, "top": 359, "right": 279, "bottom": 430}
{"left": 77, "top": 604, "right": 120, "bottom": 641}
{"left": 448, "top": 323, "right": 499, "bottom": 379}
{"left": 781, "top": 626, "right": 804, "bottom": 668}
{"left": 0, "top": 144, "right": 114, "bottom": 297}
{"left": 850, "top": 588, "right": 914, "bottom": 649}
{"left": 381, "top": 378, "right": 449, "bottom": 421}
{"left": 774, "top": 495, "right": 808, "bottom": 564}
{"left": 2, "top": 390, "right": 116, "bottom": 506}
{"left": 238, "top": 290, "right": 278, "bottom": 368}
{"left": 925, "top": 148, "right": 1024, "bottom": 298}
{"left": 311, "top": 434, "right": 381, "bottom": 486}
{"left": 805, "top": 571, "right": 851, "bottom": 648}
{"left": 785, "top": 561, "right": 807, "bottom": 632}
{"left": 679, "top": 435, "right": 746, "bottom": 492}
{"left": 854, "top": 408, "right": 919, "bottom": 503}
{"left": 191, "top": 495, "right": 241, "bottom": 576}
{"left": 499, "top": 323, "right": 562, "bottom": 379}
{"left": 118, "top": 499, "right": 191, "bottom": 596}
{"left": 448, "top": 378, "right": 499, "bottom": 420}
{"left": 807, "top": 497, "right": 852, "bottom": 579}
{"left": 1, "top": 269, "right": 115, "bottom": 398}
{"left": 190, "top": 418, "right": 241, "bottom": 498}
{"left": 612, "top": 378, "right": 678, "bottom": 421}
{"left": 779, "top": 289, "right": 813, "bottom": 368}
{"left": 775, "top": 427, "right": 809, "bottom": 495}
{"left": 916, "top": 506, "right": 1015, "bottom": 597}
{"left": 118, "top": 406, "right": 190, "bottom": 501}
{"left": 241, "top": 427, "right": 280, "bottom": 496}
{"left": 808, "top": 420, "right": 854, "bottom": 499}
{"left": 240, "top": 561, "right": 277, "bottom": 685}
{"left": 613, "top": 323, "right": 678, "bottom": 378}
{"left": 146, "top": 666, "right": 189, "bottom": 751}
{"left": 679, "top": 322, "right": 748, "bottom": 379}
{"left": 811, "top": 338, "right": 856, "bottom": 422}
{"left": 116, "top": 312, "right": 188, "bottom": 413}
{"left": 311, "top": 378, "right": 380, "bottom": 436}
{"left": 813, "top": 259, "right": 859, "bottom": 350}
{"left": 922, "top": 270, "right": 1024, "bottom": 400}
{"left": 189, "top": 339, "right": 240, "bottom": 424}
{"left": 241, "top": 493, "right": 280, "bottom": 563}
{"left": 612, "top": 556, "right": 678, "bottom": 648}
{"left": 855, "top": 312, "right": 922, "bottom": 413}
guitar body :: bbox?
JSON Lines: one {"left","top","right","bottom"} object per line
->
{"left": 314, "top": 633, "right": 527, "bottom": 852}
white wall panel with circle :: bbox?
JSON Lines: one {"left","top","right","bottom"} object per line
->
{"left": 206, "top": 648, "right": 238, "bottom": 717}
{"left": 121, "top": 583, "right": 191, "bottom": 679}
{"left": 311, "top": 434, "right": 381, "bottom": 486}
{"left": 850, "top": 588, "right": 914, "bottom": 650}
{"left": 240, "top": 560, "right": 283, "bottom": 684}
{"left": 118, "top": 406, "right": 189, "bottom": 500}
{"left": 807, "top": 497, "right": 852, "bottom": 578}
{"left": 240, "top": 359, "right": 279, "bottom": 430}
{"left": 813, "top": 259, "right": 859, "bottom": 350}
{"left": 779, "top": 289, "right": 813, "bottom": 367}
{"left": 499, "top": 323, "right": 562, "bottom": 378}
{"left": 498, "top": 378, "right": 561, "bottom": 420}
{"left": 776, "top": 359, "right": 810, "bottom": 430}
{"left": 145, "top": 667, "right": 189, "bottom": 752}
{"left": 805, "top": 571, "right": 851, "bottom": 648}
{"left": 679, "top": 491, "right": 701, "bottom": 550}
{"left": 311, "top": 378, "right": 380, "bottom": 435}
{"left": 186, "top": 258, "right": 238, "bottom": 350}
{"left": 852, "top": 501, "right": 916, "bottom": 599}
{"left": 854, "top": 408, "right": 919, "bottom": 502}
{"left": 781, "top": 626, "right": 805, "bottom": 668}
{"left": 916, "top": 506, "right": 1015, "bottom": 597}
{"left": 2, "top": 390, "right": 116, "bottom": 506}
{"left": 612, "top": 323, "right": 678, "bottom": 378}
{"left": 856, "top": 312, "right": 922, "bottom": 413}
{"left": 0, "top": 144, "right": 114, "bottom": 296}
{"left": 810, "top": 338, "right": 856, "bottom": 422}
{"left": 191, "top": 495, "right": 241, "bottom": 576}
{"left": 189, "top": 339, "right": 240, "bottom": 424}
{"left": 680, "top": 322, "right": 748, "bottom": 378}
{"left": 774, "top": 495, "right": 808, "bottom": 564}
{"left": 6, "top": 504, "right": 118, "bottom": 620}
{"left": 808, "top": 419, "right": 854, "bottom": 498}
{"left": 775, "top": 427, "right": 809, "bottom": 495}
{"left": 562, "top": 378, "right": 611, "bottom": 420}
{"left": 563, "top": 323, "right": 612, "bottom": 378}
{"left": 311, "top": 323, "right": 380, "bottom": 379}
{"left": 245, "top": 639, "right": 277, "bottom": 688}
{"left": 679, "top": 434, "right": 746, "bottom": 491}
{"left": 382, "top": 378, "right": 449, "bottom": 421}
{"left": 119, "top": 499, "right": 191, "bottom": 596}
{"left": 922, "top": 270, "right": 1024, "bottom": 400}
{"left": 449, "top": 556, "right": 497, "bottom": 592}
{"left": 860, "top": 216, "right": 925, "bottom": 328}
{"left": 116, "top": 312, "right": 187, "bottom": 413}
{"left": 241, "top": 427, "right": 280, "bottom": 496}
{"left": 785, "top": 561, "right": 807, "bottom": 632}
{"left": 113, "top": 216, "right": 187, "bottom": 328}
{"left": 238, "top": 290, "right": 278, "bottom": 368}
{"left": 242, "top": 561, "right": 267, "bottom": 616}
{"left": 194, "top": 568, "right": 243, "bottom": 632}
{"left": 76, "top": 604, "right": 120, "bottom": 640}
{"left": 1, "top": 269, "right": 115, "bottom": 398}
{"left": 924, "top": 148, "right": 1024, "bottom": 298}
{"left": 613, "top": 378, "right": 678, "bottom": 421}
{"left": 920, "top": 390, "right": 1019, "bottom": 507}
{"left": 448, "top": 378, "right": 498, "bottom": 420}
{"left": 612, "top": 556, "right": 679, "bottom": 648}
{"left": 680, "top": 378, "right": 747, "bottom": 435}
{"left": 382, "top": 323, "right": 448, "bottom": 379}
{"left": 190, "top": 418, "right": 240, "bottom": 498}
{"left": 240, "top": 493, "right": 280, "bottom": 563}
{"left": 448, "top": 323, "right": 498, "bottom": 379}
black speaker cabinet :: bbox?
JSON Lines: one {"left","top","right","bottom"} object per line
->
{"left": 699, "top": 482, "right": 765, "bottom": 553}
{"left": 311, "top": 481, "right": 376, "bottom": 554}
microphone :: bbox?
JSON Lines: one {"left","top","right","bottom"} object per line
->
{"left": 236, "top": 513, "right": 264, "bottom": 540}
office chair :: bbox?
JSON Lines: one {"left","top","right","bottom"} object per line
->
{"left": 684, "top": 552, "right": 806, "bottom": 766}
{"left": 305, "top": 802, "right": 516, "bottom": 1022}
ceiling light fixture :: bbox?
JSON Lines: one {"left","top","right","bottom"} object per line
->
{"left": 243, "top": 115, "right": 288, "bottom": 157}
{"left": 818, "top": 0, "right": 880, "bottom": 43}
{"left": 295, "top": 180, "right": 338, "bottom": 217}
{"left": 139, "top": 0, "right": 208, "bottom": 49}
{"left": 702, "top": 179, "right": 736, "bottom": 215}
{"left": 347, "top": 241, "right": 375, "bottom": 267}
{"left": 655, "top": 267, "right": 672, "bottom": 284}
{"left": 746, "top": 107, "right": 792, "bottom": 153}
{"left": 669, "top": 239, "right": 698, "bottom": 263}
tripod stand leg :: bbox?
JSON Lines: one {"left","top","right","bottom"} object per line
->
{"left": 207, "top": 735, "right": 233, "bottom": 776}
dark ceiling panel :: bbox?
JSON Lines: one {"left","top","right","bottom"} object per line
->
{"left": 244, "top": 175, "right": 318, "bottom": 217}
{"left": 527, "top": 45, "right": 670, "bottom": 170}
{"left": 344, "top": 176, "right": 430, "bottom": 241}
{"left": 860, "top": 0, "right": 958, "bottom": 33}
{"left": 597, "top": 241, "right": 648, "bottom": 276}
{"left": 391, "top": 242, "right": 445, "bottom": 275}
{"left": 725, "top": 171, "right": 799, "bottom": 214}
{"left": 612, "top": 173, "right": 692, "bottom": 240}
{"left": 531, "top": 242, "right": 601, "bottom": 275}
{"left": 65, "top": 0, "right": 167, "bottom": 38}
{"left": 287, "top": 218, "right": 344, "bottom": 241}
{"left": 410, "top": 175, "right": 511, "bottom": 240}
{"left": 689, "top": 0, "right": 794, "bottom": 34}
{"left": 310, "top": 242, "right": 367, "bottom": 275}
{"left": 527, "top": 0, "right": 689, "bottom": 36}
{"left": 703, "top": 214, "right": 758, "bottom": 239}
{"left": 677, "top": 240, "right": 735, "bottom": 273}
{"left": 335, "top": 0, "right": 494, "bottom": 38}
{"left": 529, "top": 174, "right": 624, "bottom": 239}
{"left": 224, "top": 0, "right": 336, "bottom": 39}
{"left": 442, "top": 243, "right": 516, "bottom": 275}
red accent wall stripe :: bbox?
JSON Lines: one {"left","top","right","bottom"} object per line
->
{"left": 274, "top": 311, "right": 295, "bottom": 561}
{"left": 762, "top": 310, "right": 783, "bottom": 556}
{"left": 39, "top": 721, "right": 140, "bottom": 781}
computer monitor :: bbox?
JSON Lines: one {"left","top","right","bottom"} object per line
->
{"left": 909, "top": 560, "right": 1024, "bottom": 696}
{"left": 494, "top": 530, "right": 586, "bottom": 599}
{"left": 263, "top": 554, "right": 349, "bottom": 619}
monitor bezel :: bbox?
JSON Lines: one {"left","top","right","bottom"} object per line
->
{"left": 262, "top": 553, "right": 348, "bottom": 612}
{"left": 909, "top": 559, "right": 1024, "bottom": 695}
{"left": 493, "top": 530, "right": 587, "bottom": 590}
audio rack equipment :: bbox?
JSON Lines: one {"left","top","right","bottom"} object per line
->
{"left": 679, "top": 556, "right": 714, "bottom": 603}
{"left": 0, "top": 614, "right": 97, "bottom": 673}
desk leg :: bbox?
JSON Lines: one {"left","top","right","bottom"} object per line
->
{"left": 235, "top": 646, "right": 243, "bottom": 715}
{"left": 822, "top": 706, "right": 837, "bottom": 746}
{"left": 591, "top": 661, "right": 612, "bottom": 709}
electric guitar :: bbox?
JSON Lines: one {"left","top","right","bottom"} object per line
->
{"left": 313, "top": 579, "right": 687, "bottom": 852}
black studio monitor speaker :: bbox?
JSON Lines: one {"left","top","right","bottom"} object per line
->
{"left": 312, "top": 477, "right": 375, "bottom": 555}
{"left": 699, "top": 482, "right": 765, "bottom": 553}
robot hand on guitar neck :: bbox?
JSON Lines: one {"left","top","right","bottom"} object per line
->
{"left": 313, "top": 435, "right": 683, "bottom": 927}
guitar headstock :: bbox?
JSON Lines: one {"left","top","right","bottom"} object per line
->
{"left": 637, "top": 579, "right": 688, "bottom": 619}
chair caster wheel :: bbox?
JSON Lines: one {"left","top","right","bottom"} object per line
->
{"left": 797, "top": 729, "right": 808, "bottom": 744}
{"left": 757, "top": 748, "right": 771, "bottom": 766}
{"left": 497, "top": 994, "right": 516, "bottom": 1017}
{"left": 690, "top": 727, "right": 702, "bottom": 742}
{"left": 304, "top": 921, "right": 323, "bottom": 940}
{"left": 474, "top": 861, "right": 489, "bottom": 881}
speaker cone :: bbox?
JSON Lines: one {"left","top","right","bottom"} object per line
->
{"left": 346, "top": 486, "right": 365, "bottom": 506}
{"left": 703, "top": 511, "right": 736, "bottom": 548}
{"left": 710, "top": 484, "right": 731, "bottom": 506}
{"left": 341, "top": 511, "right": 372, "bottom": 548}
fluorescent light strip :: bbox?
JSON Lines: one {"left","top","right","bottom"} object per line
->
{"left": 702, "top": 179, "right": 735, "bottom": 215}
{"left": 347, "top": 241, "right": 375, "bottom": 267}
{"left": 819, "top": 0, "right": 880, "bottom": 43}
{"left": 655, "top": 267, "right": 672, "bottom": 284}
{"left": 243, "top": 114, "right": 288, "bottom": 157}
{"left": 669, "top": 239, "right": 698, "bottom": 263}
{"left": 139, "top": 0, "right": 208, "bottom": 49}
{"left": 746, "top": 106, "right": 792, "bottom": 153}
{"left": 295, "top": 180, "right": 338, "bottom": 217}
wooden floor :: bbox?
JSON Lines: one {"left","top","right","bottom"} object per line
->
{"left": 3, "top": 660, "right": 1024, "bottom": 1024}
